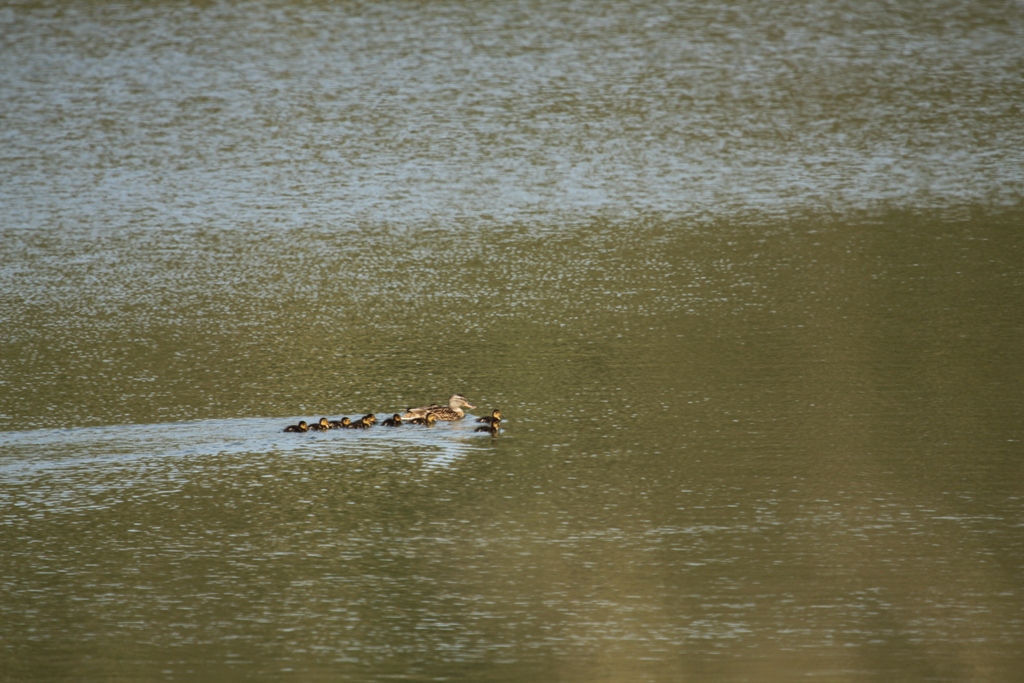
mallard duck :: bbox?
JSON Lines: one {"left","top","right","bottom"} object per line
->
{"left": 349, "top": 415, "right": 373, "bottom": 429}
{"left": 308, "top": 417, "right": 331, "bottom": 432}
{"left": 283, "top": 420, "right": 308, "bottom": 433}
{"left": 476, "top": 409, "right": 502, "bottom": 425}
{"left": 329, "top": 416, "right": 351, "bottom": 429}
{"left": 408, "top": 411, "right": 438, "bottom": 427}
{"left": 475, "top": 422, "right": 500, "bottom": 436}
{"left": 402, "top": 394, "right": 476, "bottom": 421}
{"left": 362, "top": 413, "right": 377, "bottom": 426}
{"left": 380, "top": 413, "right": 403, "bottom": 427}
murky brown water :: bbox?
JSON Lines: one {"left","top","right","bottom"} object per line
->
{"left": 2, "top": 1, "right": 1023, "bottom": 681}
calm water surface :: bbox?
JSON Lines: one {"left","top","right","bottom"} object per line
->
{"left": 2, "top": 1, "right": 1023, "bottom": 681}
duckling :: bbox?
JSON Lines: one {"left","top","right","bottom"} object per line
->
{"left": 308, "top": 417, "right": 331, "bottom": 432}
{"left": 349, "top": 415, "right": 373, "bottom": 429}
{"left": 476, "top": 409, "right": 502, "bottom": 425}
{"left": 475, "top": 422, "right": 500, "bottom": 436}
{"left": 380, "top": 413, "right": 403, "bottom": 427}
{"left": 408, "top": 411, "right": 438, "bottom": 427}
{"left": 329, "top": 416, "right": 351, "bottom": 429}
{"left": 402, "top": 394, "right": 476, "bottom": 421}
{"left": 362, "top": 413, "right": 377, "bottom": 426}
{"left": 283, "top": 420, "right": 308, "bottom": 433}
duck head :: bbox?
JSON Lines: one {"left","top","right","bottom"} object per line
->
{"left": 449, "top": 394, "right": 476, "bottom": 410}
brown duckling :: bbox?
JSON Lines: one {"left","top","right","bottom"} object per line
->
{"left": 475, "top": 422, "right": 500, "bottom": 436}
{"left": 329, "top": 416, "right": 351, "bottom": 429}
{"left": 308, "top": 417, "right": 331, "bottom": 432}
{"left": 349, "top": 415, "right": 373, "bottom": 429}
{"left": 408, "top": 411, "right": 438, "bottom": 427}
{"left": 362, "top": 413, "right": 378, "bottom": 426}
{"left": 283, "top": 420, "right": 308, "bottom": 433}
{"left": 476, "top": 409, "right": 502, "bottom": 425}
{"left": 380, "top": 413, "right": 403, "bottom": 427}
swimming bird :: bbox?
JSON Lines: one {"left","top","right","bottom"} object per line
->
{"left": 476, "top": 409, "right": 502, "bottom": 425}
{"left": 308, "top": 417, "right": 331, "bottom": 432}
{"left": 283, "top": 420, "right": 308, "bottom": 433}
{"left": 408, "top": 412, "right": 438, "bottom": 427}
{"left": 402, "top": 394, "right": 476, "bottom": 421}
{"left": 475, "top": 422, "right": 500, "bottom": 436}
{"left": 380, "top": 413, "right": 403, "bottom": 427}
{"left": 362, "top": 413, "right": 378, "bottom": 426}
{"left": 349, "top": 415, "right": 373, "bottom": 429}
{"left": 330, "top": 416, "right": 351, "bottom": 429}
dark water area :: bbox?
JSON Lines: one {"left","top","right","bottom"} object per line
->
{"left": 2, "top": 1, "right": 1023, "bottom": 681}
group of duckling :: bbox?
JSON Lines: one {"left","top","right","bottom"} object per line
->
{"left": 473, "top": 409, "right": 502, "bottom": 436}
{"left": 284, "top": 414, "right": 378, "bottom": 432}
{"left": 283, "top": 394, "right": 502, "bottom": 437}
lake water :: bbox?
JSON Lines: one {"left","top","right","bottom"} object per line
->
{"left": 2, "top": 1, "right": 1023, "bottom": 681}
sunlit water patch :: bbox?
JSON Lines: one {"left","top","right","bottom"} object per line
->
{"left": 1, "top": 0, "right": 1022, "bottom": 232}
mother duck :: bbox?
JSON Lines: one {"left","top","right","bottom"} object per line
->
{"left": 401, "top": 394, "right": 476, "bottom": 421}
